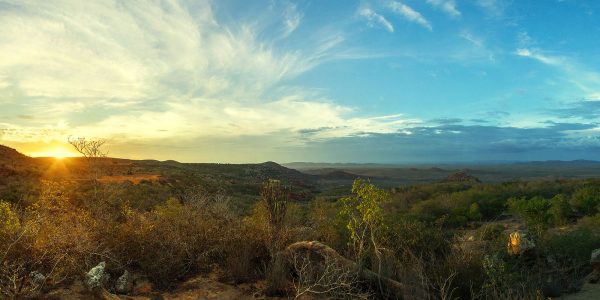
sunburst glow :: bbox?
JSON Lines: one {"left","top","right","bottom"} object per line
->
{"left": 30, "top": 148, "right": 78, "bottom": 160}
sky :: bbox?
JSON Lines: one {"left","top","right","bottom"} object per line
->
{"left": 1, "top": 0, "right": 600, "bottom": 163}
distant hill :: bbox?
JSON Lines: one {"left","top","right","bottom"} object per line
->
{"left": 287, "top": 160, "right": 600, "bottom": 185}
{"left": 442, "top": 171, "right": 481, "bottom": 183}
{"left": 0, "top": 145, "right": 30, "bottom": 164}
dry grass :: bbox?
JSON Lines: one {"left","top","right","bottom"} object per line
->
{"left": 97, "top": 174, "right": 161, "bottom": 184}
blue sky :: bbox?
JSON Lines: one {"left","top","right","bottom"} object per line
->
{"left": 1, "top": 0, "right": 600, "bottom": 163}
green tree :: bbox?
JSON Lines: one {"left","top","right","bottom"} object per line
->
{"left": 339, "top": 179, "right": 389, "bottom": 270}
{"left": 469, "top": 202, "right": 483, "bottom": 221}
{"left": 508, "top": 196, "right": 551, "bottom": 233}
{"left": 548, "top": 194, "right": 571, "bottom": 226}
{"left": 570, "top": 187, "right": 600, "bottom": 216}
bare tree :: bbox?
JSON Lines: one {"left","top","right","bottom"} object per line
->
{"left": 292, "top": 253, "right": 371, "bottom": 299}
{"left": 68, "top": 136, "right": 108, "bottom": 197}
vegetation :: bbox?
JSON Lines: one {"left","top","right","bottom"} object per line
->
{"left": 1, "top": 144, "right": 600, "bottom": 299}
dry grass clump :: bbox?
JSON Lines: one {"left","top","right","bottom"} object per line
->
{"left": 1, "top": 181, "right": 103, "bottom": 298}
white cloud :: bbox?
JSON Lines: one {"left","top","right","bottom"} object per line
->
{"left": 475, "top": 0, "right": 506, "bottom": 17}
{"left": 0, "top": 0, "right": 415, "bottom": 150}
{"left": 388, "top": 1, "right": 433, "bottom": 31}
{"left": 516, "top": 48, "right": 600, "bottom": 102}
{"left": 426, "top": 0, "right": 461, "bottom": 18}
{"left": 281, "top": 2, "right": 302, "bottom": 37}
{"left": 515, "top": 48, "right": 563, "bottom": 66}
{"left": 358, "top": 7, "right": 394, "bottom": 33}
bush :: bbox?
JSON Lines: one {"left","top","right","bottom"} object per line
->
{"left": 549, "top": 194, "right": 572, "bottom": 226}
{"left": 508, "top": 196, "right": 551, "bottom": 232}
{"left": 570, "top": 186, "right": 600, "bottom": 216}
{"left": 108, "top": 197, "right": 244, "bottom": 287}
{"left": 1, "top": 181, "right": 103, "bottom": 298}
{"left": 579, "top": 211, "right": 600, "bottom": 234}
{"left": 476, "top": 223, "right": 505, "bottom": 241}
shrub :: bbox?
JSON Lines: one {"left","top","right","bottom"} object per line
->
{"left": 1, "top": 181, "right": 103, "bottom": 298}
{"left": 570, "top": 186, "right": 600, "bottom": 216}
{"left": 476, "top": 223, "right": 505, "bottom": 241}
{"left": 549, "top": 194, "right": 572, "bottom": 226}
{"left": 579, "top": 211, "right": 600, "bottom": 234}
{"left": 468, "top": 202, "right": 483, "bottom": 221}
{"left": 339, "top": 179, "right": 388, "bottom": 266}
{"left": 508, "top": 196, "right": 551, "bottom": 232}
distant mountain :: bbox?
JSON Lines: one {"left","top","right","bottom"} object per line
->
{"left": 516, "top": 160, "right": 600, "bottom": 166}
{"left": 0, "top": 145, "right": 37, "bottom": 181}
{"left": 0, "top": 145, "right": 31, "bottom": 165}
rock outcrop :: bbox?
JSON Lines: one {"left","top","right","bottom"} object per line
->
{"left": 115, "top": 270, "right": 133, "bottom": 294}
{"left": 85, "top": 262, "right": 109, "bottom": 290}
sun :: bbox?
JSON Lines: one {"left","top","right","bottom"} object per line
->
{"left": 30, "top": 148, "right": 78, "bottom": 160}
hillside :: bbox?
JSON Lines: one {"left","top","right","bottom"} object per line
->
{"left": 286, "top": 161, "right": 600, "bottom": 185}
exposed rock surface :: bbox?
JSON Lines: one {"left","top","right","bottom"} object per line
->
{"left": 86, "top": 262, "right": 109, "bottom": 290}
{"left": 116, "top": 270, "right": 134, "bottom": 294}
{"left": 592, "top": 248, "right": 600, "bottom": 267}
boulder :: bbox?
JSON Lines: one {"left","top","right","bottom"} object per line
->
{"left": 115, "top": 270, "right": 133, "bottom": 294}
{"left": 507, "top": 230, "right": 535, "bottom": 255}
{"left": 85, "top": 262, "right": 109, "bottom": 290}
{"left": 592, "top": 249, "right": 600, "bottom": 268}
{"left": 29, "top": 271, "right": 46, "bottom": 288}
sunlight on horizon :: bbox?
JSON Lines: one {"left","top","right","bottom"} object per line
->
{"left": 29, "top": 147, "right": 80, "bottom": 160}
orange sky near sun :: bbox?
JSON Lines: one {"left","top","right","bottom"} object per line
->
{"left": 4, "top": 140, "right": 81, "bottom": 159}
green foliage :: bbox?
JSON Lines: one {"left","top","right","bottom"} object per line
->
{"left": 339, "top": 179, "right": 389, "bottom": 264}
{"left": 570, "top": 186, "right": 600, "bottom": 216}
{"left": 579, "top": 211, "right": 600, "bottom": 234}
{"left": 508, "top": 196, "right": 552, "bottom": 231}
{"left": 476, "top": 223, "right": 505, "bottom": 241}
{"left": 0, "top": 200, "right": 20, "bottom": 237}
{"left": 548, "top": 194, "right": 572, "bottom": 226}
{"left": 468, "top": 202, "right": 483, "bottom": 221}
{"left": 382, "top": 217, "right": 450, "bottom": 258}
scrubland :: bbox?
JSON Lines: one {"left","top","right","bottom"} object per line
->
{"left": 1, "top": 146, "right": 600, "bottom": 299}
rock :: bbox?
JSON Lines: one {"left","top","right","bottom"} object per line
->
{"left": 590, "top": 249, "right": 600, "bottom": 284}
{"left": 507, "top": 230, "right": 535, "bottom": 255}
{"left": 115, "top": 270, "right": 133, "bottom": 294}
{"left": 85, "top": 261, "right": 109, "bottom": 290}
{"left": 592, "top": 249, "right": 600, "bottom": 267}
{"left": 30, "top": 271, "right": 46, "bottom": 288}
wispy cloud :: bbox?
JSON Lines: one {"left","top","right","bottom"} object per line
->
{"left": 426, "top": 0, "right": 461, "bottom": 18}
{"left": 515, "top": 48, "right": 564, "bottom": 66}
{"left": 281, "top": 2, "right": 302, "bottom": 37}
{"left": 475, "top": 0, "right": 507, "bottom": 17}
{"left": 516, "top": 46, "right": 600, "bottom": 106}
{"left": 358, "top": 7, "right": 394, "bottom": 33}
{"left": 388, "top": 1, "right": 433, "bottom": 31}
{"left": 457, "top": 30, "right": 496, "bottom": 63}
{"left": 0, "top": 0, "right": 415, "bottom": 151}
